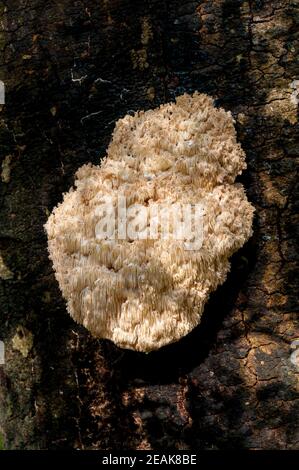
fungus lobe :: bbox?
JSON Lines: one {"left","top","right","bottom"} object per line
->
{"left": 45, "top": 92, "right": 254, "bottom": 352}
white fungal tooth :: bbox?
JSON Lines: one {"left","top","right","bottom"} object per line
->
{"left": 45, "top": 92, "right": 254, "bottom": 353}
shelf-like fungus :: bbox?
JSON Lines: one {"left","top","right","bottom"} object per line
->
{"left": 45, "top": 92, "right": 254, "bottom": 352}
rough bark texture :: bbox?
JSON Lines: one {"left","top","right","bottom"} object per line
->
{"left": 0, "top": 0, "right": 298, "bottom": 450}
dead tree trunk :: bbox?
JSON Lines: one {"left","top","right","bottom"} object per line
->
{"left": 0, "top": 0, "right": 298, "bottom": 449}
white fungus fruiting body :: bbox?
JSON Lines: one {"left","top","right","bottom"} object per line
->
{"left": 45, "top": 92, "right": 254, "bottom": 352}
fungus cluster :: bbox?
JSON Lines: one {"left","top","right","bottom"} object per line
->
{"left": 45, "top": 92, "right": 254, "bottom": 352}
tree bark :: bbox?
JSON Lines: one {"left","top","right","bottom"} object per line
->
{"left": 0, "top": 0, "right": 298, "bottom": 449}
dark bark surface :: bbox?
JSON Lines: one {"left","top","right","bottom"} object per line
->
{"left": 0, "top": 0, "right": 298, "bottom": 449}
